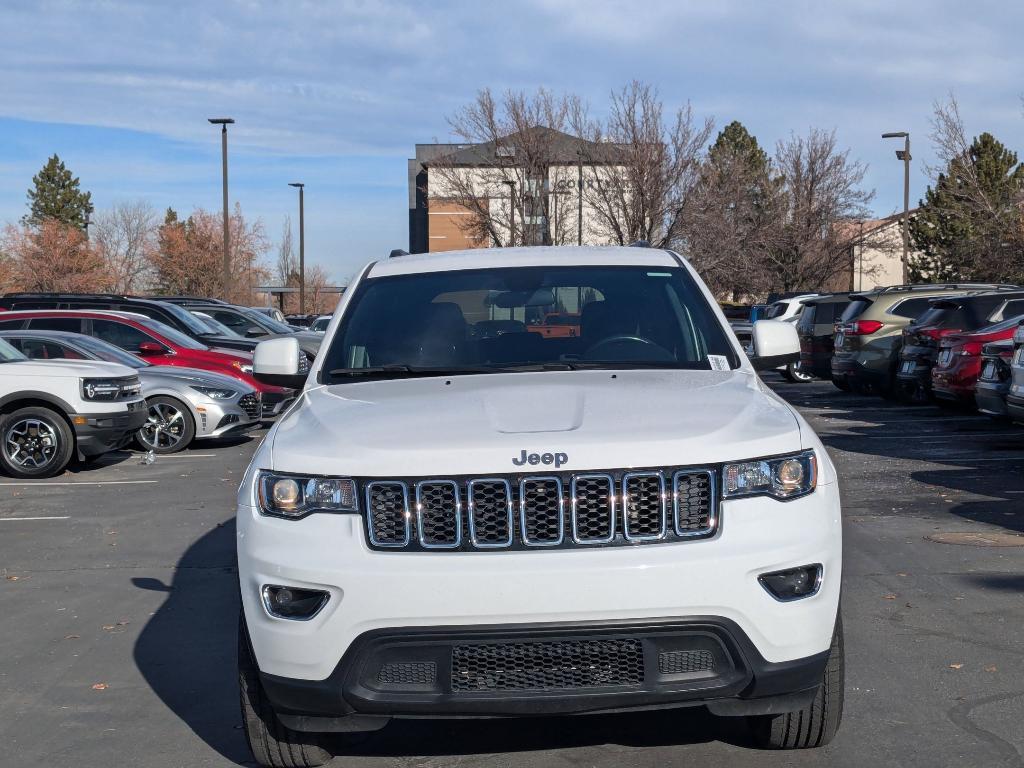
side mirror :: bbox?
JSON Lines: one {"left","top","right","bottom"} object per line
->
{"left": 245, "top": 326, "right": 267, "bottom": 338}
{"left": 137, "top": 341, "right": 166, "bottom": 355}
{"left": 750, "top": 320, "right": 800, "bottom": 371}
{"left": 253, "top": 337, "right": 306, "bottom": 389}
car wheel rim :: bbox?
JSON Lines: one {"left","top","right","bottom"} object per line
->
{"left": 140, "top": 403, "right": 186, "bottom": 450}
{"left": 4, "top": 418, "right": 59, "bottom": 468}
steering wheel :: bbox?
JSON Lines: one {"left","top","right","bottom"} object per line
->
{"left": 583, "top": 334, "right": 675, "bottom": 362}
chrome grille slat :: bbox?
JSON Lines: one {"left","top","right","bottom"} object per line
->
{"left": 622, "top": 471, "right": 668, "bottom": 542}
{"left": 519, "top": 477, "right": 565, "bottom": 546}
{"left": 362, "top": 468, "right": 717, "bottom": 551}
{"left": 366, "top": 481, "right": 411, "bottom": 547}
{"left": 467, "top": 478, "right": 514, "bottom": 548}
{"left": 415, "top": 480, "right": 462, "bottom": 549}
{"left": 571, "top": 474, "right": 615, "bottom": 544}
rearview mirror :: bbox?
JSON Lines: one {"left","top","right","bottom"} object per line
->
{"left": 750, "top": 320, "right": 800, "bottom": 371}
{"left": 253, "top": 337, "right": 306, "bottom": 389}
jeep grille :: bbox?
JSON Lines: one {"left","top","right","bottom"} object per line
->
{"left": 362, "top": 468, "right": 717, "bottom": 551}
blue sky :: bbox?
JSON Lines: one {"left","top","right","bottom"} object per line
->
{"left": 1, "top": 0, "right": 1022, "bottom": 283}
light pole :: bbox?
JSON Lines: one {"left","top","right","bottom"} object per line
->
{"left": 576, "top": 148, "right": 584, "bottom": 246}
{"left": 882, "top": 131, "right": 911, "bottom": 283}
{"left": 502, "top": 180, "right": 516, "bottom": 246}
{"left": 208, "top": 118, "right": 235, "bottom": 299}
{"left": 288, "top": 182, "right": 305, "bottom": 314}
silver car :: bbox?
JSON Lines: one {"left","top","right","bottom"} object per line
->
{"left": 0, "top": 330, "right": 262, "bottom": 454}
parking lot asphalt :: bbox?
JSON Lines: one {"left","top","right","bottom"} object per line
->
{"left": 1, "top": 379, "right": 1023, "bottom": 768}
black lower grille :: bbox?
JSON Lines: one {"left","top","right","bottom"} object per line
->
{"left": 451, "top": 639, "right": 645, "bottom": 692}
{"left": 658, "top": 649, "right": 716, "bottom": 674}
{"left": 377, "top": 661, "right": 436, "bottom": 685}
{"left": 238, "top": 393, "right": 261, "bottom": 420}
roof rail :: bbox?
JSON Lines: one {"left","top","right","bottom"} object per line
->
{"left": 873, "top": 283, "right": 1022, "bottom": 294}
{"left": 145, "top": 295, "right": 229, "bottom": 305}
{"left": 628, "top": 240, "right": 650, "bottom": 248}
{"left": 389, "top": 249, "right": 409, "bottom": 258}
{"left": 2, "top": 291, "right": 130, "bottom": 300}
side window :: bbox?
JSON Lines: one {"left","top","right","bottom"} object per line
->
{"left": 210, "top": 310, "right": 249, "bottom": 331}
{"left": 996, "top": 299, "right": 1024, "bottom": 321}
{"left": 0, "top": 319, "right": 27, "bottom": 330}
{"left": 27, "top": 317, "right": 83, "bottom": 332}
{"left": 92, "top": 319, "right": 154, "bottom": 352}
{"left": 889, "top": 297, "right": 931, "bottom": 319}
{"left": 118, "top": 304, "right": 164, "bottom": 322}
{"left": 48, "top": 343, "right": 85, "bottom": 360}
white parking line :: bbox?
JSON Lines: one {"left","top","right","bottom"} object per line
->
{"left": 126, "top": 453, "right": 218, "bottom": 459}
{"left": 0, "top": 480, "right": 159, "bottom": 487}
{"left": 0, "top": 516, "right": 70, "bottom": 521}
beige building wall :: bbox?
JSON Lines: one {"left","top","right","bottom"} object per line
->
{"left": 851, "top": 218, "right": 916, "bottom": 290}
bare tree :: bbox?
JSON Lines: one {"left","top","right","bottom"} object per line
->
{"left": 763, "top": 129, "right": 876, "bottom": 292}
{"left": 575, "top": 81, "right": 714, "bottom": 248}
{"left": 92, "top": 200, "right": 156, "bottom": 293}
{"left": 276, "top": 215, "right": 296, "bottom": 284}
{"left": 429, "top": 87, "right": 587, "bottom": 248}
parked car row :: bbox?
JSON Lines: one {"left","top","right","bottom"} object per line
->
{"left": 760, "top": 282, "right": 1024, "bottom": 423}
{"left": 0, "top": 290, "right": 333, "bottom": 477}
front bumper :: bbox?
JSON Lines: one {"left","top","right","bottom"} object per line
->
{"left": 260, "top": 390, "right": 296, "bottom": 420}
{"left": 237, "top": 480, "right": 842, "bottom": 686}
{"left": 72, "top": 403, "right": 148, "bottom": 457}
{"left": 193, "top": 398, "right": 261, "bottom": 439}
{"left": 258, "top": 616, "right": 831, "bottom": 725}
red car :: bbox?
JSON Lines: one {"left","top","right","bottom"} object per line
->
{"left": 0, "top": 310, "right": 295, "bottom": 419}
{"left": 931, "top": 316, "right": 1024, "bottom": 405}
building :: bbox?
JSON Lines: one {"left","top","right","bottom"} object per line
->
{"left": 829, "top": 211, "right": 921, "bottom": 292}
{"left": 408, "top": 127, "right": 624, "bottom": 254}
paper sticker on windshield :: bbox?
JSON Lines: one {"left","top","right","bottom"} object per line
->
{"left": 708, "top": 355, "right": 729, "bottom": 371}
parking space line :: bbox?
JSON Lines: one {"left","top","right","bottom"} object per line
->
{"left": 0, "top": 516, "right": 70, "bottom": 521}
{"left": 0, "top": 480, "right": 159, "bottom": 487}
{"left": 126, "top": 453, "right": 219, "bottom": 459}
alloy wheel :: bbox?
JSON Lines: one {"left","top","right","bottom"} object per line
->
{"left": 4, "top": 418, "right": 60, "bottom": 469}
{"left": 140, "top": 402, "right": 187, "bottom": 450}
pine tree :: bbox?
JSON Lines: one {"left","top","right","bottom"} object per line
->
{"left": 909, "top": 132, "right": 1024, "bottom": 282}
{"left": 707, "top": 121, "right": 770, "bottom": 176}
{"left": 24, "top": 154, "right": 94, "bottom": 231}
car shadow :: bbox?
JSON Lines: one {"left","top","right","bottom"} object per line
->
{"left": 132, "top": 522, "right": 760, "bottom": 765}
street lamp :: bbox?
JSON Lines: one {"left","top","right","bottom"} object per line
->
{"left": 288, "top": 182, "right": 305, "bottom": 314}
{"left": 882, "top": 131, "right": 911, "bottom": 283}
{"left": 501, "top": 179, "right": 516, "bottom": 246}
{"left": 208, "top": 118, "right": 235, "bottom": 299}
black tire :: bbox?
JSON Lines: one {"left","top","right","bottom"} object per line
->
{"left": 0, "top": 406, "right": 75, "bottom": 479}
{"left": 239, "top": 618, "right": 332, "bottom": 768}
{"left": 136, "top": 396, "right": 196, "bottom": 454}
{"left": 749, "top": 618, "right": 844, "bottom": 749}
{"left": 831, "top": 378, "right": 850, "bottom": 392}
{"left": 783, "top": 361, "right": 814, "bottom": 383}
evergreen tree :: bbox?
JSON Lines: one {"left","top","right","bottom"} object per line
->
{"left": 707, "top": 121, "right": 770, "bottom": 176}
{"left": 909, "top": 132, "right": 1024, "bottom": 282}
{"left": 24, "top": 154, "right": 94, "bottom": 230}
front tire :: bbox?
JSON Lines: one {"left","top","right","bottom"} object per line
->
{"left": 0, "top": 406, "right": 75, "bottom": 479}
{"left": 783, "top": 360, "right": 814, "bottom": 383}
{"left": 137, "top": 396, "right": 195, "bottom": 454}
{"left": 239, "top": 618, "right": 332, "bottom": 768}
{"left": 749, "top": 618, "right": 844, "bottom": 749}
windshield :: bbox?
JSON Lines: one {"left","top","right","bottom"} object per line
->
{"left": 192, "top": 312, "right": 241, "bottom": 337}
{"left": 158, "top": 301, "right": 215, "bottom": 335}
{"left": 0, "top": 338, "right": 27, "bottom": 362}
{"left": 137, "top": 318, "right": 208, "bottom": 350}
{"left": 321, "top": 265, "right": 738, "bottom": 382}
{"left": 73, "top": 335, "right": 148, "bottom": 368}
{"left": 240, "top": 308, "right": 294, "bottom": 334}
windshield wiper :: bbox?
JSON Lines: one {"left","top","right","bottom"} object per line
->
{"left": 327, "top": 365, "right": 499, "bottom": 380}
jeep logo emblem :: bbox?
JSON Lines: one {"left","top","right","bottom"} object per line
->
{"left": 512, "top": 450, "right": 568, "bottom": 468}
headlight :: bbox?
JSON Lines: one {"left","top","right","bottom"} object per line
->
{"left": 257, "top": 472, "right": 358, "bottom": 519}
{"left": 723, "top": 450, "right": 817, "bottom": 500}
{"left": 81, "top": 378, "right": 123, "bottom": 401}
{"left": 190, "top": 385, "right": 237, "bottom": 399}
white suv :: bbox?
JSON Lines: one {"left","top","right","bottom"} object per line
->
{"left": 0, "top": 336, "right": 145, "bottom": 477}
{"left": 237, "top": 247, "right": 843, "bottom": 766}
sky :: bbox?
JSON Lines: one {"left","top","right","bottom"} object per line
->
{"left": 1, "top": 0, "right": 1022, "bottom": 283}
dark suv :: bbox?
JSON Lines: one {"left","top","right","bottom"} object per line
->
{"left": 0, "top": 293, "right": 255, "bottom": 354}
{"left": 796, "top": 294, "right": 851, "bottom": 383}
{"left": 895, "top": 291, "right": 1024, "bottom": 400}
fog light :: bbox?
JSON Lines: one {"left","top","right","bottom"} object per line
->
{"left": 758, "top": 564, "right": 822, "bottom": 601}
{"left": 261, "top": 585, "right": 329, "bottom": 620}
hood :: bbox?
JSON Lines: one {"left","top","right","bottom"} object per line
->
{"left": 269, "top": 369, "right": 801, "bottom": 477}
{"left": 5, "top": 358, "right": 136, "bottom": 379}
{"left": 141, "top": 365, "right": 255, "bottom": 392}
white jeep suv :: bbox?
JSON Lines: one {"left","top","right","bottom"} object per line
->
{"left": 237, "top": 246, "right": 843, "bottom": 766}
{"left": 0, "top": 336, "right": 145, "bottom": 477}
